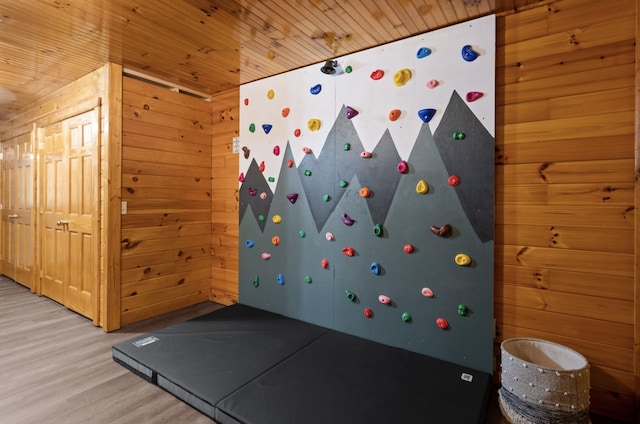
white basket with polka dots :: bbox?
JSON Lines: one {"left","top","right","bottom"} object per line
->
{"left": 499, "top": 338, "right": 590, "bottom": 424}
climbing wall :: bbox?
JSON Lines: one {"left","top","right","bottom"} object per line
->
{"left": 238, "top": 15, "right": 495, "bottom": 374}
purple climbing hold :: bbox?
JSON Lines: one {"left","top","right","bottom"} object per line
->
{"left": 416, "top": 47, "right": 432, "bottom": 58}
{"left": 418, "top": 108, "right": 436, "bottom": 123}
{"left": 273, "top": 145, "right": 280, "bottom": 156}
{"left": 238, "top": 172, "right": 245, "bottom": 182}
{"left": 341, "top": 213, "right": 355, "bottom": 226}
{"left": 346, "top": 106, "right": 359, "bottom": 119}
{"left": 248, "top": 187, "right": 257, "bottom": 196}
{"left": 461, "top": 45, "right": 479, "bottom": 62}
{"left": 287, "top": 193, "right": 299, "bottom": 204}
{"left": 310, "top": 84, "right": 322, "bottom": 95}
{"left": 262, "top": 124, "right": 273, "bottom": 134}
{"left": 466, "top": 91, "right": 484, "bottom": 102}
{"left": 397, "top": 160, "right": 408, "bottom": 174}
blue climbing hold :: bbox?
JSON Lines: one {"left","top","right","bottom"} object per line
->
{"left": 277, "top": 273, "right": 285, "bottom": 285}
{"left": 262, "top": 124, "right": 273, "bottom": 134}
{"left": 418, "top": 108, "right": 436, "bottom": 123}
{"left": 370, "top": 262, "right": 381, "bottom": 276}
{"left": 245, "top": 240, "right": 255, "bottom": 248}
{"left": 416, "top": 47, "right": 431, "bottom": 58}
{"left": 461, "top": 45, "right": 479, "bottom": 62}
{"left": 310, "top": 84, "right": 322, "bottom": 95}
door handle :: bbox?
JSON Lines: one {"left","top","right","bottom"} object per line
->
{"left": 7, "top": 214, "right": 19, "bottom": 219}
{"left": 56, "top": 220, "right": 70, "bottom": 226}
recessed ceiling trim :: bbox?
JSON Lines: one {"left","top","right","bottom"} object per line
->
{"left": 123, "top": 68, "right": 211, "bottom": 102}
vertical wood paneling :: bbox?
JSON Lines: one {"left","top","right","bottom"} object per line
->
{"left": 120, "top": 76, "right": 212, "bottom": 326}
{"left": 496, "top": 0, "right": 636, "bottom": 421}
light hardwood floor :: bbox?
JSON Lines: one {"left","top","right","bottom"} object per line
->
{"left": 0, "top": 277, "right": 621, "bottom": 424}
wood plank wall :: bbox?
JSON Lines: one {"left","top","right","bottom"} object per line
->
{"left": 120, "top": 76, "right": 213, "bottom": 325}
{"left": 210, "top": 0, "right": 638, "bottom": 421}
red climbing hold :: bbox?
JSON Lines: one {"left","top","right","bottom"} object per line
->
{"left": 364, "top": 308, "right": 373, "bottom": 318}
{"left": 294, "top": 128, "right": 301, "bottom": 137}
{"left": 466, "top": 91, "right": 483, "bottom": 102}
{"left": 403, "top": 244, "right": 414, "bottom": 254}
{"left": 238, "top": 172, "right": 245, "bottom": 182}
{"left": 321, "top": 258, "right": 329, "bottom": 269}
{"left": 370, "top": 69, "right": 384, "bottom": 80}
{"left": 244, "top": 98, "right": 249, "bottom": 106}
{"left": 287, "top": 159, "right": 293, "bottom": 168}
{"left": 281, "top": 107, "right": 290, "bottom": 117}
{"left": 436, "top": 318, "right": 449, "bottom": 329}
{"left": 258, "top": 161, "right": 265, "bottom": 172}
{"left": 397, "top": 160, "right": 408, "bottom": 174}
{"left": 448, "top": 175, "right": 459, "bottom": 187}
{"left": 342, "top": 247, "right": 355, "bottom": 257}
{"left": 273, "top": 145, "right": 280, "bottom": 156}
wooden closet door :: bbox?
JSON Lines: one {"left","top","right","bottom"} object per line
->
{"left": 1, "top": 132, "right": 34, "bottom": 288}
{"left": 41, "top": 110, "right": 99, "bottom": 320}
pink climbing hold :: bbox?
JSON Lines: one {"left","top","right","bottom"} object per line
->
{"left": 346, "top": 106, "right": 359, "bottom": 119}
{"left": 273, "top": 145, "right": 280, "bottom": 156}
{"left": 397, "top": 160, "right": 408, "bottom": 174}
{"left": 287, "top": 159, "right": 293, "bottom": 168}
{"left": 238, "top": 172, "right": 245, "bottom": 182}
{"left": 321, "top": 258, "right": 329, "bottom": 269}
{"left": 342, "top": 247, "right": 355, "bottom": 257}
{"left": 287, "top": 193, "right": 299, "bottom": 204}
{"left": 466, "top": 91, "right": 483, "bottom": 102}
{"left": 370, "top": 69, "right": 384, "bottom": 80}
{"left": 421, "top": 287, "right": 434, "bottom": 298}
{"left": 426, "top": 79, "right": 439, "bottom": 89}
{"left": 325, "top": 232, "right": 334, "bottom": 241}
{"left": 260, "top": 192, "right": 267, "bottom": 200}
{"left": 259, "top": 161, "right": 265, "bottom": 172}
{"left": 261, "top": 252, "right": 271, "bottom": 260}
{"left": 378, "top": 295, "right": 391, "bottom": 305}
{"left": 302, "top": 146, "right": 312, "bottom": 154}
{"left": 360, "top": 151, "right": 372, "bottom": 158}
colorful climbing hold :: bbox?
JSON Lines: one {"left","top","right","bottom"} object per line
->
{"left": 363, "top": 308, "right": 373, "bottom": 318}
{"left": 294, "top": 128, "right": 301, "bottom": 137}
{"left": 436, "top": 318, "right": 449, "bottom": 329}
{"left": 267, "top": 89, "right": 275, "bottom": 99}
{"left": 287, "top": 159, "right": 293, "bottom": 168}
{"left": 421, "top": 287, "right": 434, "bottom": 298}
{"left": 360, "top": 151, "right": 372, "bottom": 158}
{"left": 307, "top": 119, "right": 321, "bottom": 131}
{"left": 245, "top": 240, "right": 255, "bottom": 248}
{"left": 342, "top": 247, "right": 355, "bottom": 257}
{"left": 341, "top": 213, "right": 355, "bottom": 226}
{"left": 401, "top": 312, "right": 412, "bottom": 322}
{"left": 426, "top": 79, "right": 439, "bottom": 89}
{"left": 345, "top": 65, "right": 353, "bottom": 73}
{"left": 273, "top": 145, "right": 280, "bottom": 155}
{"left": 403, "top": 244, "right": 414, "bottom": 254}
{"left": 322, "top": 194, "right": 331, "bottom": 202}
{"left": 271, "top": 236, "right": 280, "bottom": 246}
{"left": 310, "top": 84, "right": 322, "bottom": 95}
{"left": 339, "top": 180, "right": 348, "bottom": 188}
{"left": 268, "top": 176, "right": 275, "bottom": 182}
{"left": 388, "top": 109, "right": 401, "bottom": 121}
{"left": 325, "top": 232, "right": 334, "bottom": 241}
{"left": 261, "top": 252, "right": 271, "bottom": 260}
{"left": 287, "top": 193, "right": 298, "bottom": 204}
{"left": 248, "top": 187, "right": 257, "bottom": 196}
{"left": 260, "top": 192, "right": 267, "bottom": 200}
{"left": 373, "top": 224, "right": 383, "bottom": 237}
{"left": 262, "top": 124, "right": 273, "bottom": 134}
{"left": 458, "top": 304, "right": 468, "bottom": 316}
{"left": 370, "top": 262, "right": 381, "bottom": 276}
{"left": 397, "top": 160, "right": 408, "bottom": 174}
{"left": 345, "top": 106, "right": 359, "bottom": 119}
{"left": 393, "top": 68, "right": 412, "bottom": 86}
{"left": 258, "top": 214, "right": 265, "bottom": 222}
{"left": 238, "top": 172, "right": 245, "bottom": 182}
{"left": 455, "top": 253, "right": 471, "bottom": 266}
{"left": 359, "top": 187, "right": 370, "bottom": 198}
{"left": 252, "top": 276, "right": 259, "bottom": 287}
{"left": 321, "top": 258, "right": 329, "bottom": 269}
{"left": 466, "top": 91, "right": 483, "bottom": 102}
{"left": 304, "top": 170, "right": 312, "bottom": 176}
{"left": 370, "top": 69, "right": 384, "bottom": 80}
{"left": 343, "top": 143, "right": 351, "bottom": 151}
{"left": 281, "top": 107, "right": 290, "bottom": 117}
{"left": 244, "top": 98, "right": 249, "bottom": 106}
{"left": 304, "top": 275, "right": 312, "bottom": 284}
{"left": 277, "top": 273, "right": 285, "bottom": 285}
{"left": 272, "top": 215, "right": 282, "bottom": 224}
{"left": 430, "top": 224, "right": 452, "bottom": 237}
{"left": 416, "top": 47, "right": 432, "bottom": 58}
{"left": 418, "top": 108, "right": 436, "bottom": 123}
{"left": 345, "top": 290, "right": 356, "bottom": 302}
{"left": 249, "top": 123, "right": 256, "bottom": 133}
{"left": 461, "top": 45, "right": 479, "bottom": 62}
{"left": 298, "top": 230, "right": 306, "bottom": 238}
{"left": 452, "top": 132, "right": 465, "bottom": 140}
{"left": 416, "top": 180, "right": 428, "bottom": 194}
{"left": 378, "top": 295, "right": 391, "bottom": 304}
{"left": 302, "top": 146, "right": 312, "bottom": 154}
{"left": 448, "top": 175, "right": 459, "bottom": 187}
{"left": 258, "top": 161, "right": 265, "bottom": 172}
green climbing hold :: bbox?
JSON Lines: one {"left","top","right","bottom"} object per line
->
{"left": 343, "top": 143, "right": 351, "bottom": 151}
{"left": 249, "top": 123, "right": 256, "bottom": 133}
{"left": 345, "top": 290, "right": 356, "bottom": 302}
{"left": 345, "top": 65, "right": 353, "bottom": 73}
{"left": 304, "top": 275, "right": 312, "bottom": 284}
{"left": 253, "top": 276, "right": 260, "bottom": 287}
{"left": 268, "top": 176, "right": 275, "bottom": 182}
{"left": 340, "top": 180, "right": 348, "bottom": 188}
{"left": 373, "top": 224, "right": 383, "bottom": 237}
{"left": 304, "top": 170, "right": 312, "bottom": 176}
{"left": 323, "top": 194, "right": 331, "bottom": 202}
{"left": 402, "top": 312, "right": 412, "bottom": 322}
{"left": 453, "top": 132, "right": 465, "bottom": 140}
{"left": 258, "top": 215, "right": 265, "bottom": 222}
{"left": 299, "top": 230, "right": 306, "bottom": 238}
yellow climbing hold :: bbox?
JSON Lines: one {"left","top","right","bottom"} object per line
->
{"left": 307, "top": 118, "right": 321, "bottom": 131}
{"left": 393, "top": 68, "right": 412, "bottom": 87}
{"left": 272, "top": 215, "right": 282, "bottom": 224}
{"left": 267, "top": 89, "right": 275, "bottom": 100}
{"left": 455, "top": 253, "right": 471, "bottom": 266}
{"left": 416, "top": 179, "right": 428, "bottom": 194}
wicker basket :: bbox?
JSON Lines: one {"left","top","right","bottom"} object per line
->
{"left": 499, "top": 338, "right": 590, "bottom": 424}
